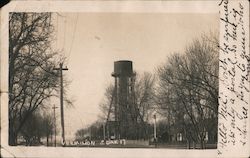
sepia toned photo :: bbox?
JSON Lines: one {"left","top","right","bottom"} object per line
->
{"left": 8, "top": 11, "right": 219, "bottom": 148}
{"left": 1, "top": 1, "right": 249, "bottom": 158}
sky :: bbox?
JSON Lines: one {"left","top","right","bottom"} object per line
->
{"left": 53, "top": 12, "right": 219, "bottom": 139}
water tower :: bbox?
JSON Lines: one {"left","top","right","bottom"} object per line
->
{"left": 106, "top": 60, "right": 137, "bottom": 139}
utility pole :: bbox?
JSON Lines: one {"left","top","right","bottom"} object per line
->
{"left": 90, "top": 126, "right": 92, "bottom": 140}
{"left": 53, "top": 63, "right": 68, "bottom": 146}
{"left": 52, "top": 104, "right": 58, "bottom": 147}
{"left": 103, "top": 123, "right": 106, "bottom": 141}
{"left": 153, "top": 114, "right": 157, "bottom": 148}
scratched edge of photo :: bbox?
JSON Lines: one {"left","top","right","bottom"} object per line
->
{"left": 1, "top": 0, "right": 249, "bottom": 158}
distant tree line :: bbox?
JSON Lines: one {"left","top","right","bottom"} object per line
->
{"left": 75, "top": 33, "right": 219, "bottom": 149}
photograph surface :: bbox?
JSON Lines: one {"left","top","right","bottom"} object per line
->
{"left": 1, "top": 1, "right": 249, "bottom": 158}
{"left": 8, "top": 11, "right": 219, "bottom": 149}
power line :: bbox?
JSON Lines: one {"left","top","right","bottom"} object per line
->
{"left": 56, "top": 13, "right": 59, "bottom": 50}
{"left": 56, "top": 13, "right": 67, "bottom": 54}
{"left": 67, "top": 13, "right": 78, "bottom": 63}
{"left": 62, "top": 16, "right": 67, "bottom": 51}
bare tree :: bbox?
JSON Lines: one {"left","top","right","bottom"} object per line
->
{"left": 8, "top": 12, "right": 61, "bottom": 145}
{"left": 42, "top": 112, "right": 54, "bottom": 146}
{"left": 156, "top": 33, "right": 219, "bottom": 149}
{"left": 99, "top": 84, "right": 115, "bottom": 121}
{"left": 134, "top": 72, "right": 155, "bottom": 139}
{"left": 135, "top": 72, "right": 155, "bottom": 123}
{"left": 20, "top": 110, "right": 54, "bottom": 146}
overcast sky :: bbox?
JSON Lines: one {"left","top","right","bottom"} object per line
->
{"left": 53, "top": 12, "right": 219, "bottom": 138}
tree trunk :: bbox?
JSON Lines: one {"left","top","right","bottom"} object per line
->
{"left": 187, "top": 139, "right": 191, "bottom": 149}
{"left": 51, "top": 134, "right": 53, "bottom": 146}
{"left": 200, "top": 139, "right": 205, "bottom": 149}
{"left": 193, "top": 141, "right": 196, "bottom": 149}
{"left": 9, "top": 120, "right": 17, "bottom": 146}
{"left": 46, "top": 134, "right": 49, "bottom": 146}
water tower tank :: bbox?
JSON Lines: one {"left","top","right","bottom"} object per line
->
{"left": 114, "top": 60, "right": 133, "bottom": 77}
